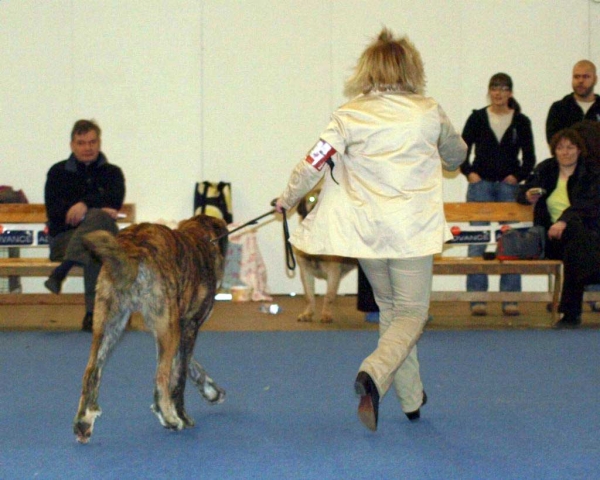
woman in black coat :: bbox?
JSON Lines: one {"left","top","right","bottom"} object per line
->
{"left": 518, "top": 128, "right": 600, "bottom": 328}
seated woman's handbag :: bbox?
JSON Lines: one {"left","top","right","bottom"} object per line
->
{"left": 495, "top": 226, "right": 546, "bottom": 260}
{"left": 0, "top": 185, "right": 28, "bottom": 204}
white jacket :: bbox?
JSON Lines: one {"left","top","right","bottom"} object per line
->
{"left": 279, "top": 91, "right": 466, "bottom": 259}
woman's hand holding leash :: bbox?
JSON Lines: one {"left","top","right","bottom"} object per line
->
{"left": 272, "top": 198, "right": 285, "bottom": 214}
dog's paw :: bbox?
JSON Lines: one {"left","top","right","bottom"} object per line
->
{"left": 187, "top": 361, "right": 227, "bottom": 405}
{"left": 151, "top": 403, "right": 185, "bottom": 431}
{"left": 320, "top": 309, "right": 335, "bottom": 323}
{"left": 73, "top": 408, "right": 102, "bottom": 444}
{"left": 74, "top": 421, "right": 93, "bottom": 444}
{"left": 178, "top": 409, "right": 196, "bottom": 428}
{"left": 297, "top": 313, "right": 314, "bottom": 322}
{"left": 199, "top": 382, "right": 226, "bottom": 405}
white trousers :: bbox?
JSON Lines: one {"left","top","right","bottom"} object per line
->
{"left": 358, "top": 255, "right": 433, "bottom": 413}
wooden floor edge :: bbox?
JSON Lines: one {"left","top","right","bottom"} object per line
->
{"left": 2, "top": 292, "right": 600, "bottom": 306}
{"left": 0, "top": 293, "right": 84, "bottom": 305}
{"left": 2, "top": 296, "right": 600, "bottom": 332}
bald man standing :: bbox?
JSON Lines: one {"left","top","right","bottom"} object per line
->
{"left": 546, "top": 60, "right": 600, "bottom": 144}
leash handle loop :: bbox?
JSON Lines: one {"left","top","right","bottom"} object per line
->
{"left": 282, "top": 208, "right": 296, "bottom": 271}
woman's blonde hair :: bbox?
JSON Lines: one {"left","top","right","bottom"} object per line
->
{"left": 344, "top": 27, "right": 426, "bottom": 98}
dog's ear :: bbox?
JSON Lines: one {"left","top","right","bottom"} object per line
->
{"left": 297, "top": 190, "right": 320, "bottom": 220}
{"left": 217, "top": 234, "right": 228, "bottom": 259}
{"left": 297, "top": 196, "right": 308, "bottom": 219}
{"left": 210, "top": 217, "right": 229, "bottom": 258}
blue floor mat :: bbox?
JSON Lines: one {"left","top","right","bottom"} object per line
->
{"left": 1, "top": 330, "right": 599, "bottom": 479}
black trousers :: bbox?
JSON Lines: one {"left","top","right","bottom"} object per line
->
{"left": 48, "top": 209, "right": 119, "bottom": 313}
{"left": 547, "top": 218, "right": 600, "bottom": 316}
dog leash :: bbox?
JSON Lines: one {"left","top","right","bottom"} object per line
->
{"left": 212, "top": 209, "right": 276, "bottom": 241}
{"left": 269, "top": 199, "right": 296, "bottom": 271}
{"left": 281, "top": 208, "right": 296, "bottom": 271}
{"left": 211, "top": 206, "right": 296, "bottom": 271}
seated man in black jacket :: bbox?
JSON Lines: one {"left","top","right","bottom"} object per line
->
{"left": 44, "top": 119, "right": 126, "bottom": 331}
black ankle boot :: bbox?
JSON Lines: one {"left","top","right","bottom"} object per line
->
{"left": 81, "top": 312, "right": 93, "bottom": 332}
{"left": 355, "top": 371, "right": 379, "bottom": 431}
{"left": 44, "top": 275, "right": 63, "bottom": 294}
{"left": 45, "top": 260, "right": 76, "bottom": 294}
{"left": 405, "top": 391, "right": 428, "bottom": 421}
{"left": 553, "top": 313, "right": 582, "bottom": 330}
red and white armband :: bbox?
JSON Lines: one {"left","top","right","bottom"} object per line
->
{"left": 305, "top": 140, "right": 336, "bottom": 171}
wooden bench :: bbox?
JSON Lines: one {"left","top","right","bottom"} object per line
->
{"left": 0, "top": 203, "right": 136, "bottom": 305}
{"left": 432, "top": 202, "right": 564, "bottom": 324}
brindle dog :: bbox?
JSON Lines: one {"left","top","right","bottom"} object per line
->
{"left": 295, "top": 190, "right": 356, "bottom": 323}
{"left": 73, "top": 214, "right": 229, "bottom": 444}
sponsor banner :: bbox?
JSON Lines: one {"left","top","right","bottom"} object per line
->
{"left": 0, "top": 230, "right": 34, "bottom": 246}
{"left": 37, "top": 231, "right": 50, "bottom": 245}
{"left": 448, "top": 222, "right": 533, "bottom": 245}
{"left": 449, "top": 222, "right": 532, "bottom": 232}
{"left": 447, "top": 229, "right": 490, "bottom": 244}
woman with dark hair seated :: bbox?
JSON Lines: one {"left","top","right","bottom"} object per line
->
{"left": 518, "top": 128, "right": 600, "bottom": 328}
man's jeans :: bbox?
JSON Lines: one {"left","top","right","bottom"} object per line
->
{"left": 466, "top": 180, "right": 521, "bottom": 306}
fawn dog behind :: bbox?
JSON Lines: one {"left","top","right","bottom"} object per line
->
{"left": 73, "top": 214, "right": 229, "bottom": 444}
{"left": 295, "top": 190, "right": 356, "bottom": 323}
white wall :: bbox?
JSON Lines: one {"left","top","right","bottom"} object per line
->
{"left": 1, "top": 0, "right": 599, "bottom": 294}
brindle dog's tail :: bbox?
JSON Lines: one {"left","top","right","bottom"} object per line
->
{"left": 83, "top": 231, "right": 139, "bottom": 291}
